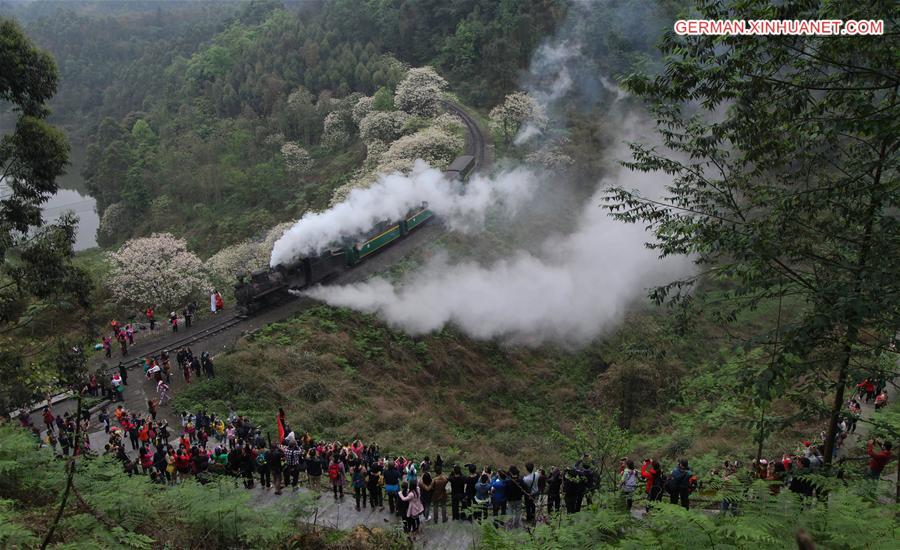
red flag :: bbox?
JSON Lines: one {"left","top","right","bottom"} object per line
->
{"left": 276, "top": 410, "right": 285, "bottom": 443}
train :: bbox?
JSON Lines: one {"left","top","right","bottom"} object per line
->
{"left": 235, "top": 154, "right": 476, "bottom": 314}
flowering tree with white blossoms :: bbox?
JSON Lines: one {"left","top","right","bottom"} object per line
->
{"left": 382, "top": 126, "right": 464, "bottom": 168}
{"left": 394, "top": 66, "right": 448, "bottom": 117}
{"left": 206, "top": 223, "right": 292, "bottom": 286}
{"left": 358, "top": 110, "right": 410, "bottom": 144}
{"left": 330, "top": 125, "right": 463, "bottom": 206}
{"left": 489, "top": 91, "right": 547, "bottom": 144}
{"left": 106, "top": 233, "right": 210, "bottom": 310}
{"left": 321, "top": 111, "right": 352, "bottom": 148}
{"left": 363, "top": 138, "right": 388, "bottom": 171}
{"left": 97, "top": 201, "right": 128, "bottom": 247}
{"left": 526, "top": 143, "right": 575, "bottom": 169}
{"left": 280, "top": 142, "right": 311, "bottom": 173}
{"left": 430, "top": 112, "right": 465, "bottom": 135}
{"left": 351, "top": 96, "right": 374, "bottom": 125}
{"left": 206, "top": 241, "right": 258, "bottom": 287}
{"left": 264, "top": 133, "right": 285, "bottom": 146}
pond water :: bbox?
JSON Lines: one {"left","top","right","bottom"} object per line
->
{"left": 1, "top": 119, "right": 99, "bottom": 251}
{"left": 44, "top": 135, "right": 99, "bottom": 250}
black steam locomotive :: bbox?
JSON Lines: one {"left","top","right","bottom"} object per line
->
{"left": 235, "top": 155, "right": 475, "bottom": 314}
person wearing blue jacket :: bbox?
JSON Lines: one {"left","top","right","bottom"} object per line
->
{"left": 490, "top": 470, "right": 508, "bottom": 520}
{"left": 669, "top": 459, "right": 693, "bottom": 509}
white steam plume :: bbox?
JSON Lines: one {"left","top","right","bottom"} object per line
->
{"left": 515, "top": 40, "right": 578, "bottom": 145}
{"left": 305, "top": 160, "right": 695, "bottom": 346}
{"left": 295, "top": 85, "right": 691, "bottom": 346}
{"left": 269, "top": 161, "right": 539, "bottom": 266}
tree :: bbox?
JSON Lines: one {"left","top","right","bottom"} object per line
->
{"left": 285, "top": 86, "right": 319, "bottom": 144}
{"left": 106, "top": 233, "right": 209, "bottom": 311}
{"left": 0, "top": 18, "right": 91, "bottom": 413}
{"left": 372, "top": 86, "right": 395, "bottom": 111}
{"left": 279, "top": 142, "right": 311, "bottom": 174}
{"left": 489, "top": 91, "right": 546, "bottom": 144}
{"left": 351, "top": 95, "right": 374, "bottom": 125}
{"left": 394, "top": 66, "right": 447, "bottom": 117}
{"left": 607, "top": 0, "right": 899, "bottom": 465}
{"left": 556, "top": 411, "right": 630, "bottom": 492}
{"left": 205, "top": 222, "right": 290, "bottom": 286}
{"left": 321, "top": 110, "right": 352, "bottom": 148}
{"left": 358, "top": 110, "right": 409, "bottom": 144}
{"left": 380, "top": 126, "right": 464, "bottom": 170}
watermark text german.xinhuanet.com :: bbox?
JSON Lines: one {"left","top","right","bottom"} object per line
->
{"left": 674, "top": 19, "right": 884, "bottom": 36}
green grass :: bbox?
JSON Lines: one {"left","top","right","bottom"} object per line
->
{"left": 169, "top": 269, "right": 833, "bottom": 473}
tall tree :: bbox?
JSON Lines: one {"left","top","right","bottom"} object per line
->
{"left": 607, "top": 0, "right": 898, "bottom": 464}
{"left": 0, "top": 18, "right": 90, "bottom": 413}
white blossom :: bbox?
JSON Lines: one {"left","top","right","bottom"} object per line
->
{"left": 287, "top": 86, "right": 314, "bottom": 107}
{"left": 280, "top": 142, "right": 311, "bottom": 173}
{"left": 381, "top": 126, "right": 464, "bottom": 168}
{"left": 97, "top": 202, "right": 128, "bottom": 246}
{"left": 430, "top": 112, "right": 465, "bottom": 135}
{"left": 264, "top": 133, "right": 285, "bottom": 146}
{"left": 106, "top": 233, "right": 210, "bottom": 310}
{"left": 489, "top": 91, "right": 547, "bottom": 144}
{"left": 358, "top": 110, "right": 410, "bottom": 144}
{"left": 322, "top": 111, "right": 352, "bottom": 148}
{"left": 206, "top": 241, "right": 259, "bottom": 284}
{"left": 351, "top": 96, "right": 375, "bottom": 125}
{"left": 330, "top": 125, "right": 462, "bottom": 206}
{"left": 206, "top": 223, "right": 292, "bottom": 285}
{"left": 394, "top": 66, "right": 448, "bottom": 117}
{"left": 525, "top": 147, "right": 575, "bottom": 169}
{"left": 363, "top": 139, "right": 388, "bottom": 171}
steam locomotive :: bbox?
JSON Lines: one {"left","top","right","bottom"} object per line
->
{"left": 235, "top": 155, "right": 476, "bottom": 314}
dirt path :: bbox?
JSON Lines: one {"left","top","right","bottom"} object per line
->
{"left": 841, "top": 380, "right": 897, "bottom": 501}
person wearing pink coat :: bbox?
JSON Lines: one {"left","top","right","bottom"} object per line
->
{"left": 399, "top": 481, "right": 424, "bottom": 534}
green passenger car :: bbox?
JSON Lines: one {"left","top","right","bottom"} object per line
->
{"left": 344, "top": 223, "right": 402, "bottom": 265}
{"left": 343, "top": 206, "right": 434, "bottom": 266}
{"left": 404, "top": 207, "right": 433, "bottom": 232}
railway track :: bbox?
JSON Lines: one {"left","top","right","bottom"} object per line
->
{"left": 441, "top": 99, "right": 488, "bottom": 171}
{"left": 99, "top": 314, "right": 244, "bottom": 374}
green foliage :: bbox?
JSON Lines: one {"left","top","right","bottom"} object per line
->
{"left": 1, "top": 17, "right": 94, "bottom": 412}
{"left": 609, "top": 0, "right": 900, "bottom": 464}
{"left": 0, "top": 499, "right": 38, "bottom": 548}
{"left": 0, "top": 18, "right": 58, "bottom": 116}
{"left": 0, "top": 425, "right": 310, "bottom": 547}
{"left": 372, "top": 85, "right": 395, "bottom": 111}
{"left": 555, "top": 412, "right": 631, "bottom": 491}
{"left": 481, "top": 482, "right": 899, "bottom": 549}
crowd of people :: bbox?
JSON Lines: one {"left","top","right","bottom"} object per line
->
{"left": 100, "top": 295, "right": 220, "bottom": 360}
{"left": 28, "top": 404, "right": 92, "bottom": 456}
{"left": 19, "top": 385, "right": 892, "bottom": 538}
{"left": 13, "top": 306, "right": 894, "bottom": 539}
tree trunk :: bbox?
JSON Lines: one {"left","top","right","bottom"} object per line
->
{"left": 755, "top": 406, "right": 766, "bottom": 464}
{"left": 823, "top": 335, "right": 856, "bottom": 464}
{"left": 822, "top": 121, "right": 892, "bottom": 464}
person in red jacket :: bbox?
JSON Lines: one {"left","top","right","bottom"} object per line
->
{"left": 175, "top": 446, "right": 192, "bottom": 482}
{"left": 139, "top": 444, "right": 154, "bottom": 474}
{"left": 866, "top": 440, "right": 893, "bottom": 479}
{"left": 641, "top": 459, "right": 664, "bottom": 507}
{"left": 146, "top": 307, "right": 155, "bottom": 330}
{"left": 857, "top": 379, "right": 876, "bottom": 403}
{"left": 42, "top": 407, "right": 55, "bottom": 433}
